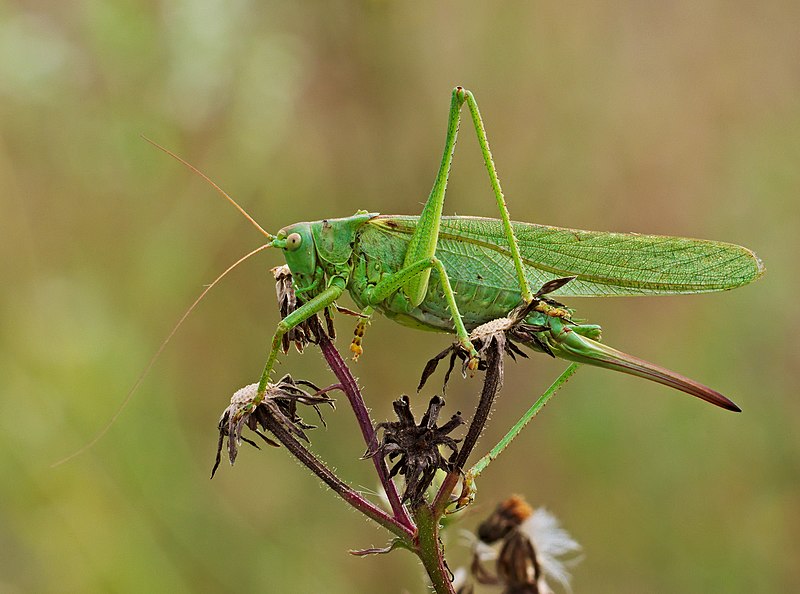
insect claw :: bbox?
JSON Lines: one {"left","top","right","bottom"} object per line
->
{"left": 350, "top": 316, "right": 371, "bottom": 361}
{"left": 452, "top": 471, "right": 477, "bottom": 513}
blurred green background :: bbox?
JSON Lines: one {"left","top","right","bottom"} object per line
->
{"left": 2, "top": 1, "right": 798, "bottom": 592}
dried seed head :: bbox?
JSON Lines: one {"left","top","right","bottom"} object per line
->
{"left": 212, "top": 375, "right": 337, "bottom": 477}
{"left": 471, "top": 317, "right": 516, "bottom": 340}
{"left": 516, "top": 508, "right": 582, "bottom": 593}
{"left": 497, "top": 531, "right": 541, "bottom": 593}
{"left": 478, "top": 495, "right": 534, "bottom": 543}
{"left": 469, "top": 496, "right": 581, "bottom": 594}
{"left": 370, "top": 395, "right": 464, "bottom": 504}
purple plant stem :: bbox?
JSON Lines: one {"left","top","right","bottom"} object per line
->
{"left": 261, "top": 413, "right": 411, "bottom": 537}
{"left": 317, "top": 334, "right": 415, "bottom": 531}
{"left": 433, "top": 343, "right": 502, "bottom": 516}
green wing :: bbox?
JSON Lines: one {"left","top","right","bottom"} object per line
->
{"left": 375, "top": 215, "right": 764, "bottom": 297}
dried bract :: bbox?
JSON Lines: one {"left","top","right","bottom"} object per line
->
{"left": 212, "top": 375, "right": 337, "bottom": 477}
{"left": 371, "top": 395, "right": 464, "bottom": 504}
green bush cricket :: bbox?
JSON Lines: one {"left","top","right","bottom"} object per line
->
{"left": 153, "top": 87, "right": 764, "bottom": 416}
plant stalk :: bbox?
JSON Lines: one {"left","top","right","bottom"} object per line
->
{"left": 316, "top": 331, "right": 414, "bottom": 530}
{"left": 261, "top": 412, "right": 411, "bottom": 538}
{"left": 413, "top": 504, "right": 456, "bottom": 594}
{"left": 433, "top": 342, "right": 503, "bottom": 516}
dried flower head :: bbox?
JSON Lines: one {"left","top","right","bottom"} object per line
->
{"left": 477, "top": 494, "right": 535, "bottom": 543}
{"left": 371, "top": 395, "right": 464, "bottom": 504}
{"left": 418, "top": 277, "right": 577, "bottom": 394}
{"left": 273, "top": 265, "right": 329, "bottom": 353}
{"left": 212, "top": 375, "right": 337, "bottom": 477}
{"left": 468, "top": 495, "right": 581, "bottom": 594}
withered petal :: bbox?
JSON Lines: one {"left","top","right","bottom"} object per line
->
{"left": 418, "top": 346, "right": 454, "bottom": 392}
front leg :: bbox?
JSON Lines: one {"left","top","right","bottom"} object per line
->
{"left": 254, "top": 279, "right": 345, "bottom": 404}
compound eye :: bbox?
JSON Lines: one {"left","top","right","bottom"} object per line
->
{"left": 286, "top": 232, "right": 302, "bottom": 251}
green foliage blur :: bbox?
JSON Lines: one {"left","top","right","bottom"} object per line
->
{"left": 1, "top": 1, "right": 798, "bottom": 592}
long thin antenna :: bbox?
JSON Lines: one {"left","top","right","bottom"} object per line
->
{"left": 141, "top": 136, "right": 274, "bottom": 240}
{"left": 51, "top": 243, "right": 272, "bottom": 467}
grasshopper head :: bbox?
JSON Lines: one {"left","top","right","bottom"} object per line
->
{"left": 273, "top": 212, "right": 378, "bottom": 294}
{"left": 273, "top": 222, "right": 318, "bottom": 292}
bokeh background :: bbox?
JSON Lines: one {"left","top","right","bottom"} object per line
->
{"left": 2, "top": 1, "right": 798, "bottom": 592}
